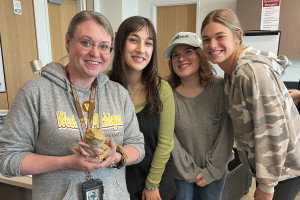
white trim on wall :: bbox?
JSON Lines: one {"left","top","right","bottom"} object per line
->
{"left": 33, "top": 0, "right": 52, "bottom": 66}
{"left": 0, "top": 40, "right": 6, "bottom": 92}
{"left": 93, "top": 0, "right": 100, "bottom": 12}
{"left": 33, "top": 0, "right": 86, "bottom": 67}
{"left": 151, "top": 0, "right": 200, "bottom": 35}
{"left": 76, "top": 0, "right": 86, "bottom": 12}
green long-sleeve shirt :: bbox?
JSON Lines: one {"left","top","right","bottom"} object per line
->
{"left": 135, "top": 79, "right": 175, "bottom": 188}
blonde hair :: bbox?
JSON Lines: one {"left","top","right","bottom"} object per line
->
{"left": 201, "top": 8, "right": 245, "bottom": 47}
{"left": 66, "top": 10, "right": 114, "bottom": 43}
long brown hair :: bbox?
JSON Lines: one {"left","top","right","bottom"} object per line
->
{"left": 109, "top": 16, "right": 162, "bottom": 114}
{"left": 167, "top": 47, "right": 216, "bottom": 89}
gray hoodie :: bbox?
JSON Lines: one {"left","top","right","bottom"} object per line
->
{"left": 0, "top": 62, "right": 145, "bottom": 200}
{"left": 225, "top": 47, "right": 300, "bottom": 193}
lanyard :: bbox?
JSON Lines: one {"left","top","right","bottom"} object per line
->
{"left": 64, "top": 66, "right": 97, "bottom": 135}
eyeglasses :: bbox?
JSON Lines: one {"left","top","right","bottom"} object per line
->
{"left": 72, "top": 37, "right": 113, "bottom": 55}
{"left": 171, "top": 48, "right": 197, "bottom": 63}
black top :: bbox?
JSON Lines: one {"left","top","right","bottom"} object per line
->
{"left": 126, "top": 107, "right": 177, "bottom": 200}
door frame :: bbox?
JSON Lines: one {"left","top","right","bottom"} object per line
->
{"left": 151, "top": 0, "right": 201, "bottom": 35}
{"left": 32, "top": 0, "right": 85, "bottom": 66}
{"left": 33, "top": 0, "right": 52, "bottom": 66}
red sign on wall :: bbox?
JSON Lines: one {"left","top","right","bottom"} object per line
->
{"left": 263, "top": 0, "right": 280, "bottom": 7}
{"left": 261, "top": 0, "right": 281, "bottom": 30}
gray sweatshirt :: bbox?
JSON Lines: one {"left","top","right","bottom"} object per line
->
{"left": 172, "top": 77, "right": 234, "bottom": 184}
{"left": 0, "top": 62, "right": 145, "bottom": 200}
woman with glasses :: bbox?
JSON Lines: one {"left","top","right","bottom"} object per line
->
{"left": 0, "top": 11, "right": 144, "bottom": 200}
{"left": 165, "top": 32, "right": 233, "bottom": 200}
{"left": 109, "top": 16, "right": 177, "bottom": 200}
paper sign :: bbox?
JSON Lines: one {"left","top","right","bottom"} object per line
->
{"left": 260, "top": 0, "right": 281, "bottom": 30}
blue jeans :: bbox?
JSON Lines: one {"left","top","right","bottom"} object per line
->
{"left": 174, "top": 172, "right": 227, "bottom": 200}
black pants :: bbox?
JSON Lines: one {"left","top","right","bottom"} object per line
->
{"left": 273, "top": 176, "right": 300, "bottom": 200}
{"left": 256, "top": 176, "right": 300, "bottom": 200}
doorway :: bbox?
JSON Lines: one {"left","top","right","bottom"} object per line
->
{"left": 156, "top": 4, "right": 197, "bottom": 78}
{"left": 48, "top": 0, "right": 77, "bottom": 65}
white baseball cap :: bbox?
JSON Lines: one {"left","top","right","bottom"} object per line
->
{"left": 164, "top": 32, "right": 202, "bottom": 58}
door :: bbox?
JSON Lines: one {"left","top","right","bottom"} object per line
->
{"left": 48, "top": 0, "right": 77, "bottom": 65}
{"left": 157, "top": 4, "right": 196, "bottom": 78}
{"left": 0, "top": 0, "right": 39, "bottom": 108}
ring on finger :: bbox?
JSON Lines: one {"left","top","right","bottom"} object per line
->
{"left": 94, "top": 157, "right": 100, "bottom": 163}
{"left": 85, "top": 154, "right": 90, "bottom": 158}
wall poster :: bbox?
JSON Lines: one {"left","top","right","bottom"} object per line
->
{"left": 260, "top": 0, "right": 281, "bottom": 30}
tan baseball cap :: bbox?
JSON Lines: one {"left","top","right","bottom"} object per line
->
{"left": 164, "top": 32, "right": 202, "bottom": 58}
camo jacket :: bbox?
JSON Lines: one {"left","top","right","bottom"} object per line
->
{"left": 224, "top": 47, "right": 300, "bottom": 193}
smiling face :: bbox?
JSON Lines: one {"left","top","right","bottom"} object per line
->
{"left": 201, "top": 22, "right": 241, "bottom": 71}
{"left": 124, "top": 27, "right": 153, "bottom": 73}
{"left": 171, "top": 44, "right": 200, "bottom": 81}
{"left": 66, "top": 19, "right": 112, "bottom": 86}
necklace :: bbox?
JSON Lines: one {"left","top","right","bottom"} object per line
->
{"left": 129, "top": 83, "right": 142, "bottom": 100}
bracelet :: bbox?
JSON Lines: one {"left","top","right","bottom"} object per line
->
{"left": 145, "top": 185, "right": 159, "bottom": 190}
{"left": 111, "top": 145, "right": 127, "bottom": 169}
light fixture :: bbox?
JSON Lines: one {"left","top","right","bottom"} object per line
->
{"left": 29, "top": 59, "right": 43, "bottom": 73}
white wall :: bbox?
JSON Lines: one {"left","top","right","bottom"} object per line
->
{"left": 99, "top": 0, "right": 123, "bottom": 33}
{"left": 35, "top": 0, "right": 299, "bottom": 82}
{"left": 199, "top": 0, "right": 236, "bottom": 22}
{"left": 97, "top": 0, "right": 138, "bottom": 33}
{"left": 283, "top": 60, "right": 300, "bottom": 82}
{"left": 137, "top": 0, "right": 299, "bottom": 82}
{"left": 33, "top": 0, "right": 52, "bottom": 66}
{"left": 212, "top": 60, "right": 300, "bottom": 82}
{"left": 123, "top": 0, "right": 138, "bottom": 20}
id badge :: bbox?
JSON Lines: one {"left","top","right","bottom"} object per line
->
{"left": 82, "top": 179, "right": 104, "bottom": 200}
